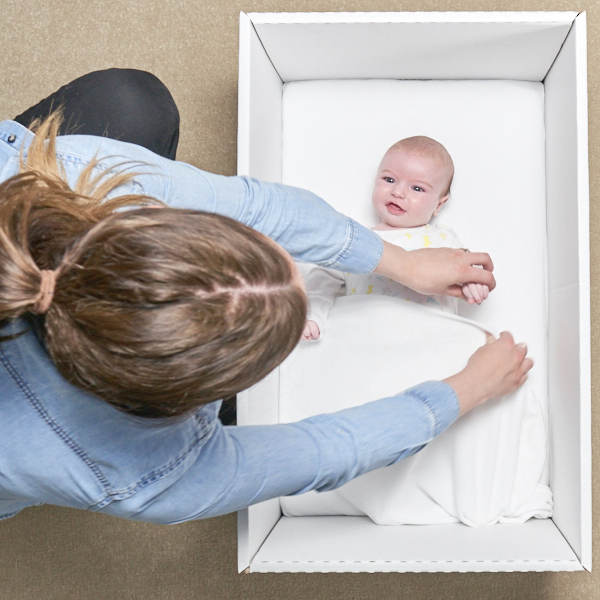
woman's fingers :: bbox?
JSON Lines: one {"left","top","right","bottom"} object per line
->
{"left": 517, "top": 357, "right": 533, "bottom": 387}
{"left": 466, "top": 266, "right": 496, "bottom": 291}
{"left": 460, "top": 251, "right": 496, "bottom": 291}
{"left": 521, "top": 357, "right": 534, "bottom": 373}
{"left": 466, "top": 251, "right": 494, "bottom": 273}
{"left": 499, "top": 331, "right": 515, "bottom": 345}
{"left": 446, "top": 284, "right": 465, "bottom": 298}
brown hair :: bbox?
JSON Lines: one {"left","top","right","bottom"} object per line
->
{"left": 0, "top": 107, "right": 307, "bottom": 418}
{"left": 386, "top": 135, "right": 454, "bottom": 197}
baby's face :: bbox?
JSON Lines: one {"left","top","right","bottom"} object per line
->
{"left": 372, "top": 147, "right": 451, "bottom": 228}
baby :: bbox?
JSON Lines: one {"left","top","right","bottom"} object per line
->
{"left": 301, "top": 135, "right": 489, "bottom": 341}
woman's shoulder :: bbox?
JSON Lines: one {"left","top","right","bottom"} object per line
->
{"left": 0, "top": 317, "right": 219, "bottom": 514}
{"left": 55, "top": 133, "right": 172, "bottom": 198}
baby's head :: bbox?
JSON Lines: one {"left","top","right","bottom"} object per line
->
{"left": 372, "top": 136, "right": 454, "bottom": 229}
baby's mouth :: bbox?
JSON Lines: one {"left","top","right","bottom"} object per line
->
{"left": 386, "top": 202, "right": 406, "bottom": 215}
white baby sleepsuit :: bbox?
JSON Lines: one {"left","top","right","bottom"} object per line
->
{"left": 299, "top": 223, "right": 463, "bottom": 336}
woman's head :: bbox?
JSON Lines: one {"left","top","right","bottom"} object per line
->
{"left": 0, "top": 108, "right": 307, "bottom": 418}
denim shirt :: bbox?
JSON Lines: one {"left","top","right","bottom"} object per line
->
{"left": 0, "top": 120, "right": 459, "bottom": 523}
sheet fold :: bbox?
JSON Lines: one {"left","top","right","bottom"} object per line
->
{"left": 279, "top": 295, "right": 552, "bottom": 526}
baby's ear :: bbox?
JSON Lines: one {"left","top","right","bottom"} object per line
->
{"left": 433, "top": 194, "right": 449, "bottom": 216}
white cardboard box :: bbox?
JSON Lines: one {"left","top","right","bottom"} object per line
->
{"left": 236, "top": 11, "right": 590, "bottom": 573}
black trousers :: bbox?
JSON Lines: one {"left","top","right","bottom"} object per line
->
{"left": 14, "top": 67, "right": 236, "bottom": 425}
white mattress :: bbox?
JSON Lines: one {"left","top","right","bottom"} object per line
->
{"left": 277, "top": 80, "right": 551, "bottom": 525}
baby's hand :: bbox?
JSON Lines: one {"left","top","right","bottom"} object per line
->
{"left": 462, "top": 282, "right": 489, "bottom": 304}
{"left": 302, "top": 320, "right": 321, "bottom": 341}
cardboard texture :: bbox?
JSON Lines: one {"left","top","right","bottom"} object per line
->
{"left": 0, "top": 1, "right": 598, "bottom": 599}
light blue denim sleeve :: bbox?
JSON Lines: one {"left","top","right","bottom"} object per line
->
{"left": 164, "top": 161, "right": 383, "bottom": 273}
{"left": 104, "top": 380, "right": 459, "bottom": 524}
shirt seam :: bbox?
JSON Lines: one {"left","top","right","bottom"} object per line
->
{"left": 90, "top": 418, "right": 217, "bottom": 511}
{"left": 236, "top": 176, "right": 253, "bottom": 223}
{"left": 322, "top": 219, "right": 355, "bottom": 268}
{"left": 174, "top": 163, "right": 218, "bottom": 213}
{"left": 180, "top": 422, "right": 243, "bottom": 516}
{"left": 0, "top": 347, "right": 114, "bottom": 494}
{"left": 56, "top": 151, "right": 158, "bottom": 187}
{"left": 90, "top": 417, "right": 217, "bottom": 510}
{"left": 289, "top": 422, "right": 325, "bottom": 492}
{"left": 202, "top": 170, "right": 218, "bottom": 213}
{"left": 0, "top": 345, "right": 215, "bottom": 509}
{"left": 406, "top": 386, "right": 439, "bottom": 438}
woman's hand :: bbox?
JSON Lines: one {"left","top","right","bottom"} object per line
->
{"left": 374, "top": 241, "right": 496, "bottom": 300}
{"left": 443, "top": 331, "right": 534, "bottom": 417}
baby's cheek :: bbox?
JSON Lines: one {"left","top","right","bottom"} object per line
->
{"left": 372, "top": 186, "right": 385, "bottom": 200}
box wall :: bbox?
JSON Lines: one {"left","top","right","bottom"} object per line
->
{"left": 252, "top": 14, "right": 574, "bottom": 81}
{"left": 237, "top": 12, "right": 284, "bottom": 573}
{"left": 251, "top": 517, "right": 581, "bottom": 573}
{"left": 237, "top": 12, "right": 283, "bottom": 181}
{"left": 236, "top": 371, "right": 282, "bottom": 572}
{"left": 543, "top": 12, "right": 591, "bottom": 569}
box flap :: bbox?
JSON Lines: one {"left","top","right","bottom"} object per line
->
{"left": 544, "top": 10, "right": 591, "bottom": 572}
{"left": 248, "top": 12, "right": 576, "bottom": 81}
{"left": 251, "top": 516, "right": 582, "bottom": 573}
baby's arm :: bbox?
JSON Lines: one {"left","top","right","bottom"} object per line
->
{"left": 296, "top": 261, "right": 346, "bottom": 340}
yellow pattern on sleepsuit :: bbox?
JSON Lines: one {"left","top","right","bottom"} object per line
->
{"left": 423, "top": 235, "right": 432, "bottom": 247}
{"left": 366, "top": 284, "right": 374, "bottom": 294}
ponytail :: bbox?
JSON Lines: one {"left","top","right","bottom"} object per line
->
{"left": 0, "top": 108, "right": 307, "bottom": 418}
{"left": 0, "top": 106, "right": 164, "bottom": 330}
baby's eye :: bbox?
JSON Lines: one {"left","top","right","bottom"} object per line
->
{"left": 412, "top": 186, "right": 425, "bottom": 192}
{"left": 383, "top": 176, "right": 395, "bottom": 184}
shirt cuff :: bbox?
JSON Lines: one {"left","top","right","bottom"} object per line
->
{"left": 405, "top": 380, "right": 460, "bottom": 437}
{"left": 330, "top": 219, "right": 384, "bottom": 274}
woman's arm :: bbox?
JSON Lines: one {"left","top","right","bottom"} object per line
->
{"left": 99, "top": 381, "right": 459, "bottom": 524}
{"left": 166, "top": 164, "right": 383, "bottom": 274}
{"left": 94, "top": 330, "right": 531, "bottom": 524}
{"left": 374, "top": 242, "right": 496, "bottom": 299}
{"left": 165, "top": 162, "right": 496, "bottom": 298}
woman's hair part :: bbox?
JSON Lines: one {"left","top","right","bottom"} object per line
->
{"left": 0, "top": 107, "right": 307, "bottom": 418}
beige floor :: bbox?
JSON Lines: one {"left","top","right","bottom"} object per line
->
{"left": 1, "top": 1, "right": 599, "bottom": 598}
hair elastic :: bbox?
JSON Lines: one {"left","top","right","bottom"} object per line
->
{"left": 32, "top": 269, "right": 58, "bottom": 314}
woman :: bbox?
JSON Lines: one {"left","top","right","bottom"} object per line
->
{"left": 0, "top": 68, "right": 531, "bottom": 523}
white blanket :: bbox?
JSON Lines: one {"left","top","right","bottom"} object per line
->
{"left": 279, "top": 295, "right": 552, "bottom": 526}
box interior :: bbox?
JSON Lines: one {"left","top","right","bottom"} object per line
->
{"left": 237, "top": 11, "right": 590, "bottom": 573}
{"left": 278, "top": 78, "right": 550, "bottom": 526}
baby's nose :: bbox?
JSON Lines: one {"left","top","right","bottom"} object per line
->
{"left": 391, "top": 184, "right": 405, "bottom": 197}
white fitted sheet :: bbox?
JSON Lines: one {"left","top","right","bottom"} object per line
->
{"left": 278, "top": 80, "right": 552, "bottom": 525}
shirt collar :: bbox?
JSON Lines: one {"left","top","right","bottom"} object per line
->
{"left": 0, "top": 120, "right": 36, "bottom": 154}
